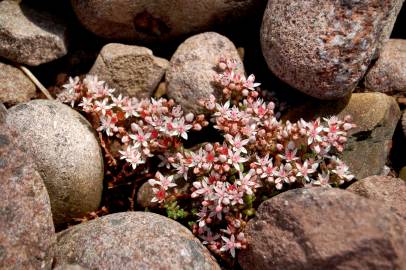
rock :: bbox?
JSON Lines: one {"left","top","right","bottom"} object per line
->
{"left": 89, "top": 43, "right": 169, "bottom": 99}
{"left": 347, "top": 175, "right": 406, "bottom": 216}
{"left": 284, "top": 93, "right": 401, "bottom": 179}
{"left": 0, "top": 123, "right": 55, "bottom": 269}
{"left": 0, "top": 0, "right": 68, "bottom": 66}
{"left": 6, "top": 100, "right": 104, "bottom": 225}
{"left": 238, "top": 187, "right": 406, "bottom": 270}
{"left": 70, "top": 0, "right": 264, "bottom": 42}
{"left": 399, "top": 167, "right": 406, "bottom": 181}
{"left": 0, "top": 103, "right": 7, "bottom": 123}
{"left": 53, "top": 264, "right": 88, "bottom": 270}
{"left": 166, "top": 32, "right": 244, "bottom": 114}
{"left": 0, "top": 61, "right": 37, "bottom": 106}
{"left": 365, "top": 39, "right": 406, "bottom": 93}
{"left": 261, "top": 0, "right": 405, "bottom": 99}
{"left": 54, "top": 212, "right": 220, "bottom": 270}
{"left": 136, "top": 181, "right": 160, "bottom": 209}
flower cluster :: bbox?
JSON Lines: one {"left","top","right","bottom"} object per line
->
{"left": 57, "top": 75, "right": 208, "bottom": 171}
{"left": 148, "top": 57, "right": 355, "bottom": 260}
{"left": 58, "top": 58, "right": 355, "bottom": 263}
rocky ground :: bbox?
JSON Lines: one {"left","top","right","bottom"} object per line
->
{"left": 1, "top": 0, "right": 406, "bottom": 269}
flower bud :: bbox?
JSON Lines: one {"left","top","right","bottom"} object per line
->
{"left": 193, "top": 124, "right": 202, "bottom": 131}
{"left": 219, "top": 62, "right": 227, "bottom": 70}
{"left": 219, "top": 155, "right": 227, "bottom": 163}
{"left": 185, "top": 112, "right": 194, "bottom": 122}
{"left": 205, "top": 143, "right": 213, "bottom": 152}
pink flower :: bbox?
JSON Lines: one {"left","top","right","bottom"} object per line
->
{"left": 225, "top": 134, "right": 249, "bottom": 153}
{"left": 258, "top": 155, "right": 276, "bottom": 183}
{"left": 119, "top": 145, "right": 145, "bottom": 169}
{"left": 94, "top": 98, "right": 112, "bottom": 115}
{"left": 122, "top": 98, "right": 140, "bottom": 118}
{"left": 129, "top": 124, "right": 151, "bottom": 148}
{"left": 296, "top": 160, "right": 318, "bottom": 182}
{"left": 274, "top": 164, "right": 295, "bottom": 189}
{"left": 243, "top": 74, "right": 261, "bottom": 90}
{"left": 191, "top": 177, "right": 213, "bottom": 199}
{"left": 148, "top": 172, "right": 177, "bottom": 191}
{"left": 278, "top": 141, "right": 299, "bottom": 162}
{"left": 303, "top": 118, "right": 323, "bottom": 145}
{"left": 200, "top": 230, "right": 220, "bottom": 245}
{"left": 174, "top": 118, "right": 192, "bottom": 140}
{"left": 332, "top": 157, "right": 354, "bottom": 182}
{"left": 220, "top": 235, "right": 241, "bottom": 258}
{"left": 97, "top": 115, "right": 118, "bottom": 136}
{"left": 235, "top": 169, "right": 257, "bottom": 195}
{"left": 228, "top": 149, "right": 248, "bottom": 171}
{"left": 313, "top": 172, "right": 330, "bottom": 186}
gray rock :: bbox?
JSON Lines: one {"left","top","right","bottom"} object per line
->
{"left": 166, "top": 32, "right": 244, "bottom": 114}
{"left": 6, "top": 100, "right": 104, "bottom": 225}
{"left": 0, "top": 61, "right": 37, "bottom": 106}
{"left": 239, "top": 187, "right": 406, "bottom": 270}
{"left": 70, "top": 0, "right": 264, "bottom": 42}
{"left": 284, "top": 93, "right": 401, "bottom": 179}
{"left": 347, "top": 175, "right": 406, "bottom": 216}
{"left": 261, "top": 0, "right": 405, "bottom": 99}
{"left": 365, "top": 39, "right": 406, "bottom": 93}
{"left": 54, "top": 212, "right": 220, "bottom": 270}
{"left": 89, "top": 43, "right": 169, "bottom": 99}
{"left": 0, "top": 0, "right": 68, "bottom": 66}
{"left": 0, "top": 123, "right": 55, "bottom": 269}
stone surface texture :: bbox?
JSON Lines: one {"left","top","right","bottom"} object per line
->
{"left": 261, "top": 0, "right": 405, "bottom": 99}
{"left": 238, "top": 187, "right": 406, "bottom": 270}
{"left": 70, "top": 0, "right": 265, "bottom": 41}
{"left": 0, "top": 61, "right": 37, "bottom": 106}
{"left": 89, "top": 43, "right": 169, "bottom": 99}
{"left": 6, "top": 100, "right": 104, "bottom": 225}
{"left": 0, "top": 123, "right": 55, "bottom": 269}
{"left": 365, "top": 39, "right": 406, "bottom": 93}
{"left": 347, "top": 175, "right": 406, "bottom": 216}
{"left": 0, "top": 0, "right": 68, "bottom": 66}
{"left": 166, "top": 32, "right": 244, "bottom": 114}
{"left": 54, "top": 212, "right": 220, "bottom": 270}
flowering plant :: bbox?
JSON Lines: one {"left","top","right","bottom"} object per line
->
{"left": 58, "top": 57, "right": 355, "bottom": 263}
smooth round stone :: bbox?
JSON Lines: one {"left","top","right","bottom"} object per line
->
{"left": 6, "top": 99, "right": 104, "bottom": 225}
{"left": 54, "top": 212, "right": 220, "bottom": 270}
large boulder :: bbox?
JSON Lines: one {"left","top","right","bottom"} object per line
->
{"left": 70, "top": 0, "right": 265, "bottom": 42}
{"left": 54, "top": 212, "right": 220, "bottom": 270}
{"left": 89, "top": 43, "right": 169, "bottom": 99}
{"left": 6, "top": 100, "right": 104, "bottom": 225}
{"left": 365, "top": 39, "right": 406, "bottom": 93}
{"left": 0, "top": 122, "right": 55, "bottom": 269}
{"left": 261, "top": 0, "right": 405, "bottom": 99}
{"left": 284, "top": 92, "right": 401, "bottom": 179}
{"left": 0, "top": 0, "right": 68, "bottom": 66}
{"left": 0, "top": 61, "right": 37, "bottom": 107}
{"left": 238, "top": 187, "right": 406, "bottom": 270}
{"left": 347, "top": 175, "right": 406, "bottom": 216}
{"left": 166, "top": 32, "right": 244, "bottom": 114}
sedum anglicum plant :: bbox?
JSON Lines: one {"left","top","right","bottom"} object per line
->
{"left": 58, "top": 57, "right": 355, "bottom": 262}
